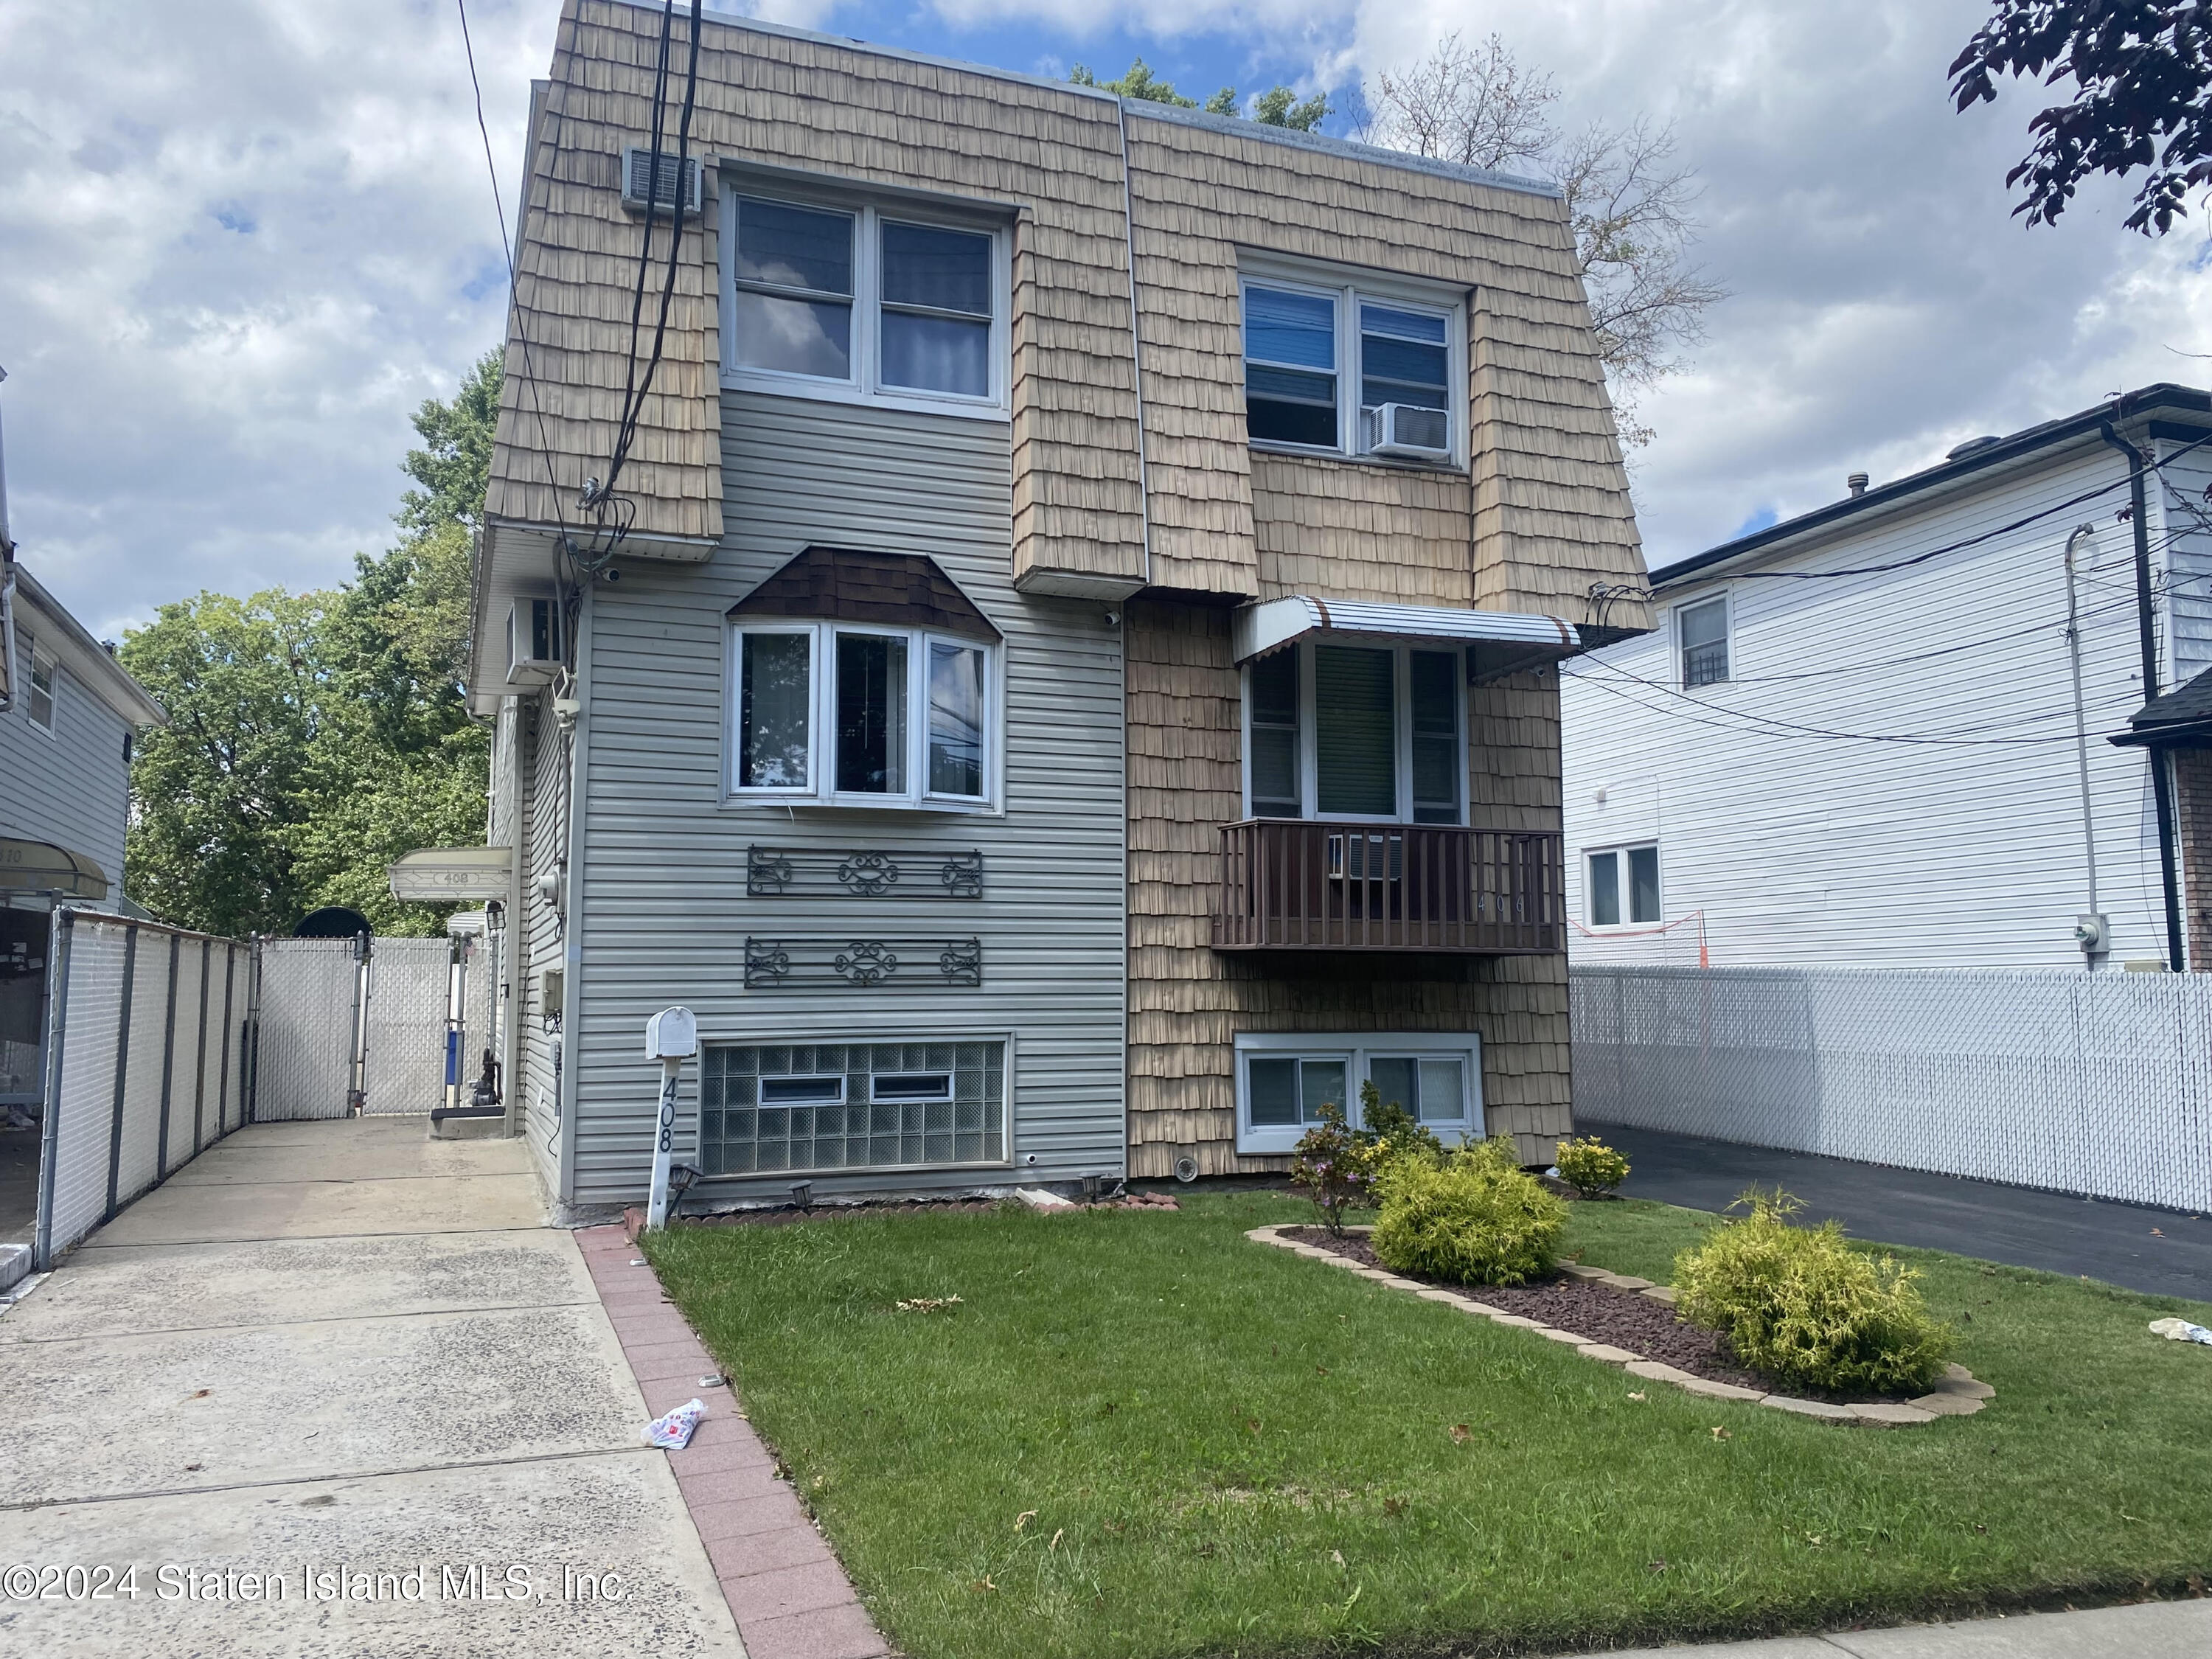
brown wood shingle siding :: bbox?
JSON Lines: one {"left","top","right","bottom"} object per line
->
{"left": 1124, "top": 599, "right": 1573, "bottom": 1173}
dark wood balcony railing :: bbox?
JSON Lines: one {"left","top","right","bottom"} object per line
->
{"left": 1213, "top": 819, "right": 1567, "bottom": 954}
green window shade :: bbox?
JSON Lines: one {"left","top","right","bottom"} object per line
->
{"left": 1315, "top": 647, "right": 1396, "bottom": 815}
{"left": 1588, "top": 850, "right": 1621, "bottom": 926}
{"left": 1248, "top": 650, "right": 1300, "bottom": 815}
{"left": 1409, "top": 649, "right": 1459, "bottom": 823}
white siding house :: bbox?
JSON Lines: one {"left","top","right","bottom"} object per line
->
{"left": 1562, "top": 386, "right": 2212, "bottom": 973}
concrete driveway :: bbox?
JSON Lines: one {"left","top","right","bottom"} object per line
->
{"left": 0, "top": 1116, "right": 742, "bottom": 1657}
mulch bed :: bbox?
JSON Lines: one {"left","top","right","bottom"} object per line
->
{"left": 1284, "top": 1226, "right": 1797, "bottom": 1396}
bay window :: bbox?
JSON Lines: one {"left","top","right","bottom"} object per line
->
{"left": 1240, "top": 641, "right": 1464, "bottom": 823}
{"left": 732, "top": 622, "right": 995, "bottom": 809}
{"left": 1237, "top": 1032, "right": 1482, "bottom": 1154}
{"left": 725, "top": 187, "right": 1006, "bottom": 411}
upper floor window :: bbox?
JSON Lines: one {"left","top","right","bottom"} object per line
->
{"left": 726, "top": 546, "right": 1001, "bottom": 811}
{"left": 724, "top": 189, "right": 1007, "bottom": 414}
{"left": 1678, "top": 594, "right": 1730, "bottom": 688}
{"left": 1241, "top": 641, "right": 1464, "bottom": 824}
{"left": 1239, "top": 264, "right": 1463, "bottom": 465}
{"left": 20, "top": 629, "right": 56, "bottom": 734}
{"left": 1587, "top": 843, "right": 1660, "bottom": 928}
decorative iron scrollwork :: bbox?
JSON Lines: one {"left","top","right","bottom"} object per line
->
{"left": 836, "top": 853, "right": 900, "bottom": 897}
{"left": 938, "top": 851, "right": 984, "bottom": 900}
{"left": 747, "top": 846, "right": 983, "bottom": 900}
{"left": 746, "top": 846, "right": 796, "bottom": 897}
{"left": 742, "top": 936, "right": 983, "bottom": 990}
{"left": 833, "top": 941, "right": 898, "bottom": 985}
{"left": 936, "top": 937, "right": 983, "bottom": 986}
{"left": 743, "top": 938, "right": 791, "bottom": 987}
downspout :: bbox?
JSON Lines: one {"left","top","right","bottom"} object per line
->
{"left": 554, "top": 588, "right": 591, "bottom": 1208}
{"left": 2098, "top": 415, "right": 2186, "bottom": 970}
{"left": 2063, "top": 525, "right": 2104, "bottom": 967}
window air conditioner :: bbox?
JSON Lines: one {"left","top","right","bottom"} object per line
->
{"left": 507, "top": 596, "right": 564, "bottom": 686}
{"left": 1363, "top": 403, "right": 1453, "bottom": 461}
{"left": 621, "top": 147, "right": 702, "bottom": 216}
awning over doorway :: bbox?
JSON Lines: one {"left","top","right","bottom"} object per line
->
{"left": 1231, "top": 595, "right": 1579, "bottom": 665}
{"left": 0, "top": 838, "right": 108, "bottom": 901}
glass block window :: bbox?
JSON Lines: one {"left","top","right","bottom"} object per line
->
{"left": 700, "top": 1040, "right": 1006, "bottom": 1175}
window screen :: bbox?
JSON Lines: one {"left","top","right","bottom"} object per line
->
{"left": 1243, "top": 285, "right": 1338, "bottom": 447}
{"left": 1247, "top": 1055, "right": 1349, "bottom": 1127}
{"left": 1314, "top": 646, "right": 1396, "bottom": 815}
{"left": 1587, "top": 849, "right": 1621, "bottom": 927}
{"left": 731, "top": 198, "right": 855, "bottom": 380}
{"left": 1248, "top": 650, "right": 1300, "bottom": 816}
{"left": 1627, "top": 845, "right": 1661, "bottom": 924}
{"left": 928, "top": 641, "right": 986, "bottom": 798}
{"left": 703, "top": 1041, "right": 1006, "bottom": 1173}
{"left": 880, "top": 220, "right": 992, "bottom": 397}
{"left": 1409, "top": 650, "right": 1459, "bottom": 824}
{"left": 24, "top": 633, "right": 55, "bottom": 733}
{"left": 738, "top": 632, "right": 811, "bottom": 788}
{"left": 1368, "top": 1056, "right": 1469, "bottom": 1124}
{"left": 1360, "top": 304, "right": 1449, "bottom": 411}
{"left": 1680, "top": 597, "right": 1728, "bottom": 687}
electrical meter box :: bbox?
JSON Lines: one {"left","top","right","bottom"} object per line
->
{"left": 644, "top": 1006, "right": 698, "bottom": 1060}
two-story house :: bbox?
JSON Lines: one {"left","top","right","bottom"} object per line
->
{"left": 470, "top": 1, "right": 1649, "bottom": 1213}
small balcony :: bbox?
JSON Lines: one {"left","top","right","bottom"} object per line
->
{"left": 1212, "top": 819, "right": 1567, "bottom": 954}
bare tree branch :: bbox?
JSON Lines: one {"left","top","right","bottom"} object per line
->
{"left": 1363, "top": 35, "right": 1725, "bottom": 448}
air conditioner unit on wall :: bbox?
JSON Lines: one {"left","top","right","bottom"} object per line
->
{"left": 1363, "top": 403, "right": 1453, "bottom": 461}
{"left": 621, "top": 147, "right": 702, "bottom": 216}
{"left": 507, "top": 596, "right": 564, "bottom": 686}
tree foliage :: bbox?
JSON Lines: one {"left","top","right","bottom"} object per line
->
{"left": 1950, "top": 1, "right": 2212, "bottom": 234}
{"left": 123, "top": 354, "right": 501, "bottom": 937}
{"left": 1070, "top": 59, "right": 1331, "bottom": 132}
{"left": 1363, "top": 33, "right": 1724, "bottom": 447}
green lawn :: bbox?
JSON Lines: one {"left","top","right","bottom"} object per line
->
{"left": 645, "top": 1194, "right": 2212, "bottom": 1658}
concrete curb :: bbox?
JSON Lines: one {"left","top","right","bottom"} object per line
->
{"left": 578, "top": 1225, "right": 895, "bottom": 1659}
{"left": 1247, "top": 1225, "right": 1992, "bottom": 1425}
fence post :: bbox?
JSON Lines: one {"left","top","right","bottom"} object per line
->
{"left": 192, "top": 937, "right": 212, "bottom": 1155}
{"left": 155, "top": 933, "right": 181, "bottom": 1178}
{"left": 227, "top": 942, "right": 246, "bottom": 1130}
{"left": 102, "top": 923, "right": 139, "bottom": 1223}
{"left": 32, "top": 910, "right": 76, "bottom": 1271}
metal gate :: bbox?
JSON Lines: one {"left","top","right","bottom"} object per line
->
{"left": 251, "top": 938, "right": 361, "bottom": 1121}
{"left": 366, "top": 936, "right": 452, "bottom": 1116}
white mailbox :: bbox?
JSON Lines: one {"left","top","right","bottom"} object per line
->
{"left": 644, "top": 1006, "right": 698, "bottom": 1060}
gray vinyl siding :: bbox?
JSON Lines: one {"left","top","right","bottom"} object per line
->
{"left": 513, "top": 692, "right": 568, "bottom": 1181}
{"left": 566, "top": 391, "right": 1127, "bottom": 1206}
{"left": 0, "top": 652, "right": 129, "bottom": 902}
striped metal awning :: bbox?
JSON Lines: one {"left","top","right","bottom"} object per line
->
{"left": 1231, "top": 595, "right": 1578, "bottom": 663}
{"left": 0, "top": 838, "right": 108, "bottom": 900}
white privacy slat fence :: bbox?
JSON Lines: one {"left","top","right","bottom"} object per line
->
{"left": 1571, "top": 965, "right": 2212, "bottom": 1214}
{"left": 35, "top": 912, "right": 254, "bottom": 1270}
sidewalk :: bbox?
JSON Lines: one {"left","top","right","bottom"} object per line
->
{"left": 1573, "top": 1598, "right": 2212, "bottom": 1656}
{"left": 0, "top": 1116, "right": 740, "bottom": 1657}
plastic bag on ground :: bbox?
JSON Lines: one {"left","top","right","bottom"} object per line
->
{"left": 2148, "top": 1317, "right": 2212, "bottom": 1346}
{"left": 643, "top": 1397, "right": 706, "bottom": 1449}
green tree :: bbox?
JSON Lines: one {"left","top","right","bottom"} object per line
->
{"left": 122, "top": 354, "right": 501, "bottom": 937}
{"left": 1072, "top": 60, "right": 1330, "bottom": 131}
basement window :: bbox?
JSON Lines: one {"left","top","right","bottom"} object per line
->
{"left": 1236, "top": 1032, "right": 1481, "bottom": 1155}
{"left": 700, "top": 1040, "right": 1007, "bottom": 1175}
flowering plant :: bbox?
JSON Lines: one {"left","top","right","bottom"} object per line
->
{"left": 1288, "top": 1100, "right": 1375, "bottom": 1237}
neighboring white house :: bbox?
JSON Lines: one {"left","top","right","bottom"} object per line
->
{"left": 1562, "top": 384, "right": 2212, "bottom": 973}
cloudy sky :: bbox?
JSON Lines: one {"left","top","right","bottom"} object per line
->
{"left": 4, "top": 0, "right": 2208, "bottom": 640}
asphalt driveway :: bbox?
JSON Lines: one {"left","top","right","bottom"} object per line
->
{"left": 1584, "top": 1120, "right": 2212, "bottom": 1301}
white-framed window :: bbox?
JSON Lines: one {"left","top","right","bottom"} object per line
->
{"left": 21, "top": 630, "right": 56, "bottom": 735}
{"left": 728, "top": 621, "right": 995, "bottom": 810}
{"left": 722, "top": 186, "right": 1010, "bottom": 417}
{"left": 1677, "top": 594, "right": 1730, "bottom": 688}
{"left": 700, "top": 1038, "right": 1009, "bottom": 1175}
{"left": 1238, "top": 260, "right": 1464, "bottom": 465}
{"left": 1585, "top": 843, "right": 1661, "bottom": 928}
{"left": 1240, "top": 641, "right": 1464, "bottom": 824}
{"left": 1235, "top": 1031, "right": 1483, "bottom": 1155}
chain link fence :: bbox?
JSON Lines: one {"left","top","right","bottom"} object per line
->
{"left": 35, "top": 911, "right": 254, "bottom": 1269}
{"left": 1571, "top": 965, "right": 2212, "bottom": 1214}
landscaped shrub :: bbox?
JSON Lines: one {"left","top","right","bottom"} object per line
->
{"left": 1356, "top": 1079, "right": 1446, "bottom": 1166}
{"left": 1554, "top": 1135, "right": 1631, "bottom": 1199}
{"left": 1370, "top": 1144, "right": 1568, "bottom": 1286}
{"left": 1673, "top": 1188, "right": 1953, "bottom": 1395}
{"left": 1290, "top": 1101, "right": 1376, "bottom": 1237}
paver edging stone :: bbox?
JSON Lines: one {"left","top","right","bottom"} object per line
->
{"left": 1247, "top": 1223, "right": 1990, "bottom": 1427}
